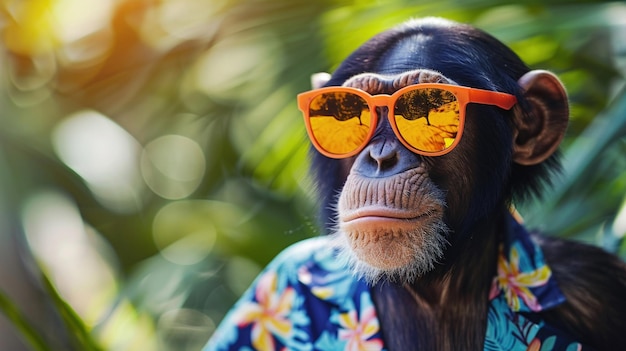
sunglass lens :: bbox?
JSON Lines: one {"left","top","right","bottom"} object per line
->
{"left": 308, "top": 92, "right": 372, "bottom": 155}
{"left": 394, "top": 88, "right": 460, "bottom": 153}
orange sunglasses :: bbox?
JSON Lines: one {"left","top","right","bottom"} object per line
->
{"left": 297, "top": 83, "right": 517, "bottom": 158}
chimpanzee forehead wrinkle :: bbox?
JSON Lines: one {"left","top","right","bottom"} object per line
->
{"left": 343, "top": 69, "right": 456, "bottom": 95}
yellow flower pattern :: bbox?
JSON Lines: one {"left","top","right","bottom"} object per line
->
{"left": 338, "top": 306, "right": 383, "bottom": 351}
{"left": 495, "top": 246, "right": 551, "bottom": 312}
{"left": 231, "top": 271, "right": 295, "bottom": 351}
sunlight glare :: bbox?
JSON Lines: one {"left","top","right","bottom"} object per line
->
{"left": 190, "top": 33, "right": 282, "bottom": 101}
{"left": 52, "top": 0, "right": 114, "bottom": 43}
{"left": 612, "top": 197, "right": 626, "bottom": 239}
{"left": 21, "top": 191, "right": 118, "bottom": 325}
{"left": 52, "top": 110, "right": 146, "bottom": 213}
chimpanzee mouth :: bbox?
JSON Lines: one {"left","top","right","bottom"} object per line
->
{"left": 339, "top": 206, "right": 437, "bottom": 232}
{"left": 341, "top": 206, "right": 428, "bottom": 222}
{"left": 333, "top": 204, "right": 448, "bottom": 283}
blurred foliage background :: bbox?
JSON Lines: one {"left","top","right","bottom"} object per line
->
{"left": 0, "top": 0, "right": 625, "bottom": 350}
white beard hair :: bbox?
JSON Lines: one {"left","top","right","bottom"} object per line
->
{"left": 329, "top": 218, "right": 450, "bottom": 285}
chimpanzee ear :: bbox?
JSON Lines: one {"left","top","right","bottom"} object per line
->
{"left": 311, "top": 72, "right": 332, "bottom": 89}
{"left": 512, "top": 70, "right": 569, "bottom": 166}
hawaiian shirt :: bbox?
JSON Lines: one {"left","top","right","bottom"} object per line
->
{"left": 205, "top": 216, "right": 588, "bottom": 351}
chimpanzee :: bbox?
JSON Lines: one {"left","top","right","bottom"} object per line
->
{"left": 205, "top": 17, "right": 626, "bottom": 351}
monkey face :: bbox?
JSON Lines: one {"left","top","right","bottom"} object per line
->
{"left": 329, "top": 70, "right": 457, "bottom": 283}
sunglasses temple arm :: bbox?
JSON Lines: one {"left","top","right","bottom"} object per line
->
{"left": 468, "top": 89, "right": 517, "bottom": 110}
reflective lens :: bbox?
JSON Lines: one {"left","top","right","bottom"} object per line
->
{"left": 308, "top": 92, "right": 372, "bottom": 155}
{"left": 394, "top": 88, "right": 460, "bottom": 153}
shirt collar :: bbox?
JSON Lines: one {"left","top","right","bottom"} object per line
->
{"left": 489, "top": 214, "right": 566, "bottom": 312}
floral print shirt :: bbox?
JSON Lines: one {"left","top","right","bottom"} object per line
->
{"left": 205, "top": 217, "right": 587, "bottom": 351}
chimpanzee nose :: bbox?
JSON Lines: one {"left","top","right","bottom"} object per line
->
{"left": 351, "top": 111, "right": 421, "bottom": 178}
{"left": 367, "top": 140, "right": 399, "bottom": 172}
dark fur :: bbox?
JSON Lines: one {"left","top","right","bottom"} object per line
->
{"left": 538, "top": 235, "right": 626, "bottom": 349}
{"left": 311, "top": 18, "right": 626, "bottom": 350}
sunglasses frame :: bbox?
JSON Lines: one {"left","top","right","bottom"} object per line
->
{"left": 298, "top": 83, "right": 517, "bottom": 159}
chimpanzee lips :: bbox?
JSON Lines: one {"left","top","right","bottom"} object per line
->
{"left": 336, "top": 203, "right": 447, "bottom": 275}
{"left": 342, "top": 206, "right": 427, "bottom": 222}
{"left": 340, "top": 206, "right": 432, "bottom": 231}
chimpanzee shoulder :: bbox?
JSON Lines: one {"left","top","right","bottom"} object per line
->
{"left": 533, "top": 232, "right": 626, "bottom": 348}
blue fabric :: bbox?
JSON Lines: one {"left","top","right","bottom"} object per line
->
{"left": 205, "top": 218, "right": 586, "bottom": 350}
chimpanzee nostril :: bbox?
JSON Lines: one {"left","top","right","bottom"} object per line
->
{"left": 370, "top": 148, "right": 399, "bottom": 172}
{"left": 379, "top": 153, "right": 399, "bottom": 171}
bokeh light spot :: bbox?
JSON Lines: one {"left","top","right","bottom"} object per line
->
{"left": 153, "top": 201, "right": 217, "bottom": 265}
{"left": 225, "top": 256, "right": 262, "bottom": 296}
{"left": 612, "top": 198, "right": 626, "bottom": 239}
{"left": 21, "top": 191, "right": 118, "bottom": 325}
{"left": 141, "top": 135, "right": 206, "bottom": 200}
{"left": 52, "top": 109, "right": 146, "bottom": 213}
{"left": 189, "top": 32, "right": 282, "bottom": 102}
{"left": 159, "top": 233, "right": 216, "bottom": 266}
{"left": 157, "top": 308, "right": 214, "bottom": 351}
{"left": 52, "top": 0, "right": 114, "bottom": 43}
{"left": 3, "top": 0, "right": 59, "bottom": 55}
